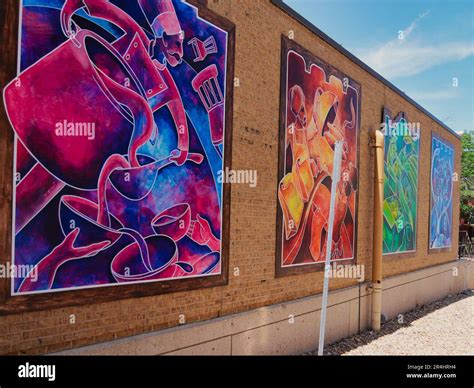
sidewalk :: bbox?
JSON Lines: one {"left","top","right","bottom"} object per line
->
{"left": 311, "top": 291, "right": 474, "bottom": 355}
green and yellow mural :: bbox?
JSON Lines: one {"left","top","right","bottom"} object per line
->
{"left": 382, "top": 109, "right": 420, "bottom": 255}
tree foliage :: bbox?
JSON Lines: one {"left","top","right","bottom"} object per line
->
{"left": 460, "top": 132, "right": 474, "bottom": 223}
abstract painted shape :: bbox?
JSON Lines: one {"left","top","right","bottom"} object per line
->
{"left": 188, "top": 36, "right": 218, "bottom": 62}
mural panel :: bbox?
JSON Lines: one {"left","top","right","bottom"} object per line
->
{"left": 382, "top": 109, "right": 420, "bottom": 255}
{"left": 276, "top": 38, "right": 360, "bottom": 273}
{"left": 4, "top": 0, "right": 230, "bottom": 294}
{"left": 429, "top": 135, "right": 455, "bottom": 250}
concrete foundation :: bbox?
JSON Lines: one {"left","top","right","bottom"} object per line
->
{"left": 53, "top": 259, "right": 473, "bottom": 355}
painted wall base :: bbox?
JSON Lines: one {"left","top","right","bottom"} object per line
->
{"left": 52, "top": 259, "right": 473, "bottom": 355}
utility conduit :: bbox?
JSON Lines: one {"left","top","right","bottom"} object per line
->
{"left": 370, "top": 129, "right": 385, "bottom": 331}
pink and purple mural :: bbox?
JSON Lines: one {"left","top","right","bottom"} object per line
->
{"left": 4, "top": 0, "right": 230, "bottom": 294}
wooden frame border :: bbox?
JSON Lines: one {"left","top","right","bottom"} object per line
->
{"left": 0, "top": 0, "right": 235, "bottom": 314}
{"left": 381, "top": 107, "right": 421, "bottom": 261}
{"left": 274, "top": 36, "right": 361, "bottom": 278}
{"left": 427, "top": 131, "right": 455, "bottom": 255}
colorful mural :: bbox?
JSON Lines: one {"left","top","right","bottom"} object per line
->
{"left": 429, "top": 135, "right": 455, "bottom": 249}
{"left": 276, "top": 39, "right": 360, "bottom": 270}
{"left": 382, "top": 110, "right": 420, "bottom": 254}
{"left": 4, "top": 0, "right": 229, "bottom": 294}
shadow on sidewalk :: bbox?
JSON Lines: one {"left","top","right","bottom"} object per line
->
{"left": 306, "top": 290, "right": 473, "bottom": 356}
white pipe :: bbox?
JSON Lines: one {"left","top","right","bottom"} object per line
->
{"left": 318, "top": 140, "right": 343, "bottom": 355}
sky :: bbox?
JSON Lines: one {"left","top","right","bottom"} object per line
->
{"left": 284, "top": 0, "right": 474, "bottom": 134}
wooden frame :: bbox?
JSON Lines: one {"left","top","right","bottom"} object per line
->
{"left": 0, "top": 0, "right": 235, "bottom": 314}
{"left": 275, "top": 36, "right": 361, "bottom": 278}
{"left": 381, "top": 107, "right": 421, "bottom": 261}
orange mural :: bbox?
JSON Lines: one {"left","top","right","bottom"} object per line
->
{"left": 276, "top": 38, "right": 360, "bottom": 271}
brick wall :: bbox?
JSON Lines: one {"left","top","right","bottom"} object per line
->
{"left": 0, "top": 0, "right": 461, "bottom": 355}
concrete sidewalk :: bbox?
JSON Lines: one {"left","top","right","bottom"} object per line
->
{"left": 313, "top": 291, "right": 474, "bottom": 356}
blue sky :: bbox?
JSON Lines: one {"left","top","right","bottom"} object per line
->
{"left": 284, "top": 0, "right": 474, "bottom": 134}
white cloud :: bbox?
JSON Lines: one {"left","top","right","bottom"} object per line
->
{"left": 357, "top": 11, "right": 474, "bottom": 79}
{"left": 408, "top": 89, "right": 459, "bottom": 101}
{"left": 360, "top": 42, "right": 474, "bottom": 79}
{"left": 402, "top": 10, "right": 430, "bottom": 39}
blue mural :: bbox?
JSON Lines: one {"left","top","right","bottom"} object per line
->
{"left": 429, "top": 135, "right": 455, "bottom": 249}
